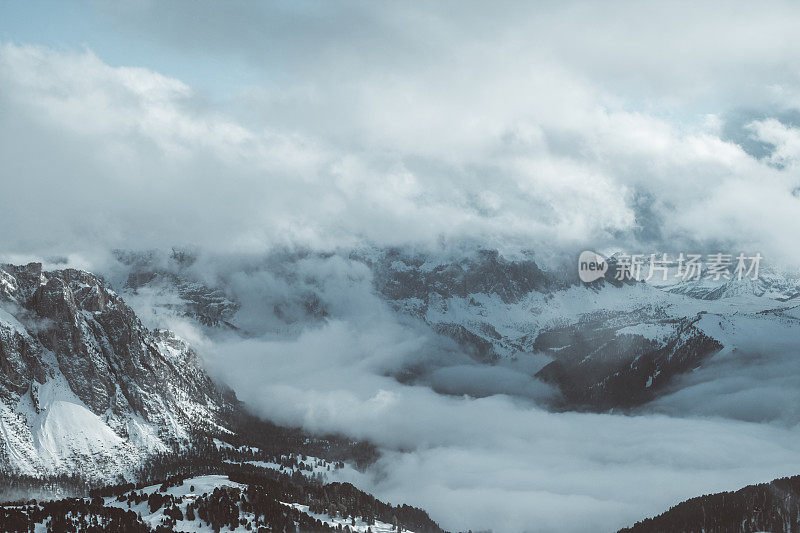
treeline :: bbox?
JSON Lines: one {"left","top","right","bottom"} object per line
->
{"left": 126, "top": 438, "right": 341, "bottom": 489}
{"left": 0, "top": 472, "right": 93, "bottom": 503}
{"left": 619, "top": 475, "right": 800, "bottom": 532}
{"left": 0, "top": 465, "right": 447, "bottom": 532}
{"left": 224, "top": 408, "right": 379, "bottom": 469}
{"left": 224, "top": 469, "right": 445, "bottom": 533}
{"left": 95, "top": 465, "right": 445, "bottom": 532}
{"left": 0, "top": 496, "right": 149, "bottom": 532}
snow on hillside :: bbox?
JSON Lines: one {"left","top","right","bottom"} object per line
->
{"left": 423, "top": 276, "right": 800, "bottom": 354}
{"left": 103, "top": 475, "right": 247, "bottom": 532}
{"left": 283, "top": 502, "right": 409, "bottom": 533}
{"left": 98, "top": 474, "right": 414, "bottom": 533}
{"left": 4, "top": 373, "right": 159, "bottom": 480}
{"left": 214, "top": 439, "right": 363, "bottom": 485}
{"left": 615, "top": 322, "right": 674, "bottom": 341}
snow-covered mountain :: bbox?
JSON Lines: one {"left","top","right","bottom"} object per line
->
{"left": 0, "top": 262, "right": 235, "bottom": 481}
{"left": 365, "top": 248, "right": 800, "bottom": 410}
{"left": 2, "top": 248, "right": 800, "bottom": 532}
{"left": 106, "top": 246, "right": 800, "bottom": 413}
{"left": 660, "top": 267, "right": 800, "bottom": 301}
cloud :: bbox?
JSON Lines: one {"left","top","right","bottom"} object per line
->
{"left": 201, "top": 306, "right": 800, "bottom": 532}
{"left": 0, "top": 43, "right": 343, "bottom": 253}
{"left": 1, "top": 25, "right": 800, "bottom": 263}
{"left": 97, "top": 1, "right": 800, "bottom": 109}
{"left": 5, "top": 6, "right": 800, "bottom": 530}
{"left": 139, "top": 252, "right": 800, "bottom": 532}
{"left": 748, "top": 118, "right": 800, "bottom": 167}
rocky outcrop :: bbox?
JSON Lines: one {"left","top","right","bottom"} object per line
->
{"left": 115, "top": 250, "right": 240, "bottom": 330}
{"left": 364, "top": 248, "right": 558, "bottom": 305}
{"left": 534, "top": 313, "right": 723, "bottom": 410}
{"left": 0, "top": 263, "right": 235, "bottom": 481}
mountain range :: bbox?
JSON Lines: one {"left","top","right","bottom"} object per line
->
{"left": 1, "top": 247, "right": 799, "bottom": 531}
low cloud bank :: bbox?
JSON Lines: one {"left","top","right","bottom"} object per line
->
{"left": 158, "top": 255, "right": 800, "bottom": 532}
{"left": 205, "top": 318, "right": 800, "bottom": 532}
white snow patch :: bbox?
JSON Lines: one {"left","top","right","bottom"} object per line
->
{"left": 616, "top": 323, "right": 674, "bottom": 341}
{"left": 0, "top": 306, "right": 29, "bottom": 336}
{"left": 283, "top": 502, "right": 412, "bottom": 533}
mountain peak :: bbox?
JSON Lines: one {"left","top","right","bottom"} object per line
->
{"left": 0, "top": 263, "right": 234, "bottom": 481}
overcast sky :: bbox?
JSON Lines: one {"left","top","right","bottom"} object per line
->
{"left": 1, "top": 1, "right": 800, "bottom": 264}
{"left": 5, "top": 4, "right": 800, "bottom": 531}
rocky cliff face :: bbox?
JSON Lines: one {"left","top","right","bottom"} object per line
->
{"left": 362, "top": 248, "right": 560, "bottom": 304}
{"left": 0, "top": 262, "right": 234, "bottom": 481}
{"left": 113, "top": 249, "right": 240, "bottom": 330}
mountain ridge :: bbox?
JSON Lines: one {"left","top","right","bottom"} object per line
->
{"left": 619, "top": 473, "right": 800, "bottom": 532}
{"left": 0, "top": 262, "right": 235, "bottom": 481}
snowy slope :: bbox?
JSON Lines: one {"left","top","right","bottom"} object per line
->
{"left": 361, "top": 248, "right": 800, "bottom": 409}
{"left": 4, "top": 373, "right": 164, "bottom": 479}
{"left": 103, "top": 475, "right": 248, "bottom": 532}
{"left": 97, "top": 475, "right": 420, "bottom": 532}
{"left": 0, "top": 262, "right": 234, "bottom": 481}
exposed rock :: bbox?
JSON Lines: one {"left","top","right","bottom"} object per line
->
{"left": 0, "top": 263, "right": 235, "bottom": 481}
